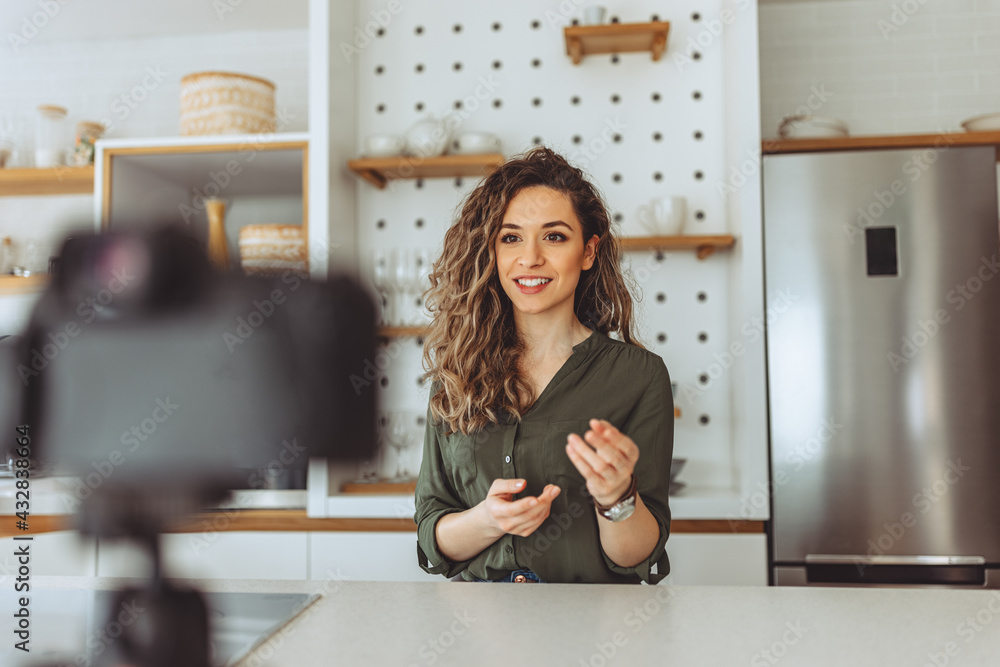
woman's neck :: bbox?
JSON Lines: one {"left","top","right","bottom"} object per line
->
{"left": 515, "top": 310, "right": 592, "bottom": 362}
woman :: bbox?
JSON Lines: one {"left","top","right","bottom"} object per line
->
{"left": 415, "top": 147, "right": 674, "bottom": 584}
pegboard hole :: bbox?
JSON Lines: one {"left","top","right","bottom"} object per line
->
{"left": 375, "top": 65, "right": 384, "bottom": 75}
{"left": 453, "top": 23, "right": 462, "bottom": 33}
{"left": 415, "top": 178, "right": 424, "bottom": 189}
{"left": 493, "top": 99, "right": 503, "bottom": 109}
{"left": 698, "top": 332, "right": 708, "bottom": 342}
{"left": 651, "top": 92, "right": 661, "bottom": 102}
{"left": 415, "top": 218, "right": 425, "bottom": 228}
{"left": 655, "top": 251, "right": 665, "bottom": 262}
{"left": 454, "top": 100, "right": 463, "bottom": 110}
{"left": 376, "top": 27, "right": 385, "bottom": 37}
{"left": 612, "top": 173, "right": 622, "bottom": 183}
{"left": 454, "top": 177, "right": 463, "bottom": 187}
{"left": 453, "top": 62, "right": 463, "bottom": 71}
{"left": 376, "top": 104, "right": 385, "bottom": 113}
{"left": 693, "top": 90, "right": 703, "bottom": 101}
{"left": 532, "top": 97, "right": 542, "bottom": 107}
{"left": 380, "top": 377, "right": 389, "bottom": 388}
{"left": 697, "top": 291, "right": 708, "bottom": 302}
{"left": 610, "top": 16, "right": 620, "bottom": 23}
{"left": 653, "top": 172, "right": 663, "bottom": 182}
{"left": 653, "top": 132, "right": 663, "bottom": 142}
{"left": 692, "top": 12, "right": 702, "bottom": 21}
{"left": 651, "top": 14, "right": 660, "bottom": 21}
{"left": 532, "top": 136, "right": 543, "bottom": 145}
{"left": 531, "top": 58, "right": 542, "bottom": 68}
{"left": 492, "top": 60, "right": 502, "bottom": 70}
{"left": 613, "top": 212, "right": 624, "bottom": 223}
{"left": 656, "top": 292, "right": 666, "bottom": 303}
{"left": 376, "top": 219, "right": 385, "bottom": 230}
{"left": 572, "top": 135, "right": 582, "bottom": 145}
{"left": 610, "top": 94, "right": 621, "bottom": 104}
{"left": 699, "top": 374, "right": 709, "bottom": 385}
{"left": 611, "top": 55, "right": 620, "bottom": 64}
{"left": 531, "top": 19, "right": 541, "bottom": 29}
{"left": 415, "top": 25, "right": 424, "bottom": 35}
{"left": 613, "top": 134, "right": 622, "bottom": 143}
{"left": 415, "top": 63, "right": 424, "bottom": 73}
{"left": 699, "top": 415, "right": 710, "bottom": 425}
{"left": 571, "top": 96, "right": 581, "bottom": 105}
{"left": 492, "top": 21, "right": 502, "bottom": 31}
{"left": 692, "top": 51, "right": 702, "bottom": 61}
{"left": 694, "top": 170, "right": 704, "bottom": 180}
{"left": 694, "top": 131, "right": 704, "bottom": 140}
{"left": 415, "top": 102, "right": 424, "bottom": 112}
{"left": 656, "top": 333, "right": 667, "bottom": 344}
{"left": 695, "top": 210, "right": 705, "bottom": 220}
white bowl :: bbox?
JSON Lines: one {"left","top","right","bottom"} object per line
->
{"left": 961, "top": 113, "right": 1000, "bottom": 132}
{"left": 454, "top": 132, "right": 501, "bottom": 155}
{"left": 364, "top": 133, "right": 405, "bottom": 157}
{"left": 778, "top": 115, "right": 849, "bottom": 139}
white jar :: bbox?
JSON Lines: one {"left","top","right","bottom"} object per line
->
{"left": 35, "top": 105, "right": 68, "bottom": 168}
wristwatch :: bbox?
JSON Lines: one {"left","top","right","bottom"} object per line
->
{"left": 593, "top": 474, "right": 638, "bottom": 522}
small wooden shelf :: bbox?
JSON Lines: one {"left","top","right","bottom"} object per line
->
{"left": 763, "top": 131, "right": 1000, "bottom": 158}
{"left": 348, "top": 153, "right": 504, "bottom": 189}
{"left": 341, "top": 480, "right": 416, "bottom": 495}
{"left": 620, "top": 234, "right": 736, "bottom": 260}
{"left": 564, "top": 21, "right": 670, "bottom": 65}
{"left": 378, "top": 326, "right": 428, "bottom": 338}
{"left": 0, "top": 166, "right": 94, "bottom": 197}
{"left": 0, "top": 274, "right": 49, "bottom": 293}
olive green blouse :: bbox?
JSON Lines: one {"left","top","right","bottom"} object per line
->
{"left": 414, "top": 330, "right": 674, "bottom": 584}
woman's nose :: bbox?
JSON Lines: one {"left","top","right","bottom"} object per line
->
{"left": 518, "top": 240, "right": 543, "bottom": 266}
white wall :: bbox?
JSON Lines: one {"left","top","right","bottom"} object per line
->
{"left": 759, "top": 0, "right": 1000, "bottom": 137}
{"left": 0, "top": 28, "right": 309, "bottom": 249}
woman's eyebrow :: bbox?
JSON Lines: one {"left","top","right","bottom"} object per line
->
{"left": 500, "top": 220, "right": 573, "bottom": 230}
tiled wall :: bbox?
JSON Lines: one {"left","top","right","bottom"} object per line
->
{"left": 0, "top": 28, "right": 309, "bottom": 247}
{"left": 759, "top": 0, "right": 1000, "bottom": 137}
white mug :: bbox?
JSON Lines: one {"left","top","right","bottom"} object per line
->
{"left": 456, "top": 132, "right": 502, "bottom": 154}
{"left": 582, "top": 6, "right": 607, "bottom": 25}
{"left": 365, "top": 133, "right": 405, "bottom": 157}
{"left": 636, "top": 197, "right": 686, "bottom": 236}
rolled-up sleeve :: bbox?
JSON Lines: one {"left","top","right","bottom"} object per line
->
{"left": 414, "top": 405, "right": 475, "bottom": 578}
{"left": 599, "top": 359, "right": 674, "bottom": 585}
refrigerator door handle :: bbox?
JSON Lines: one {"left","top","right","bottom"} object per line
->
{"left": 806, "top": 555, "right": 986, "bottom": 566}
{"left": 804, "top": 555, "right": 987, "bottom": 586}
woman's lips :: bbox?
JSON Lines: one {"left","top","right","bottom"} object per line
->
{"left": 515, "top": 278, "right": 551, "bottom": 295}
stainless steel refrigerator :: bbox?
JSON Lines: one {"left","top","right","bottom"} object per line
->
{"left": 763, "top": 145, "right": 1000, "bottom": 588}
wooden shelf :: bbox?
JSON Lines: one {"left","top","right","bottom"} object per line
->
{"left": 0, "top": 274, "right": 50, "bottom": 293}
{"left": 341, "top": 480, "right": 416, "bottom": 494}
{"left": 620, "top": 234, "right": 736, "bottom": 260}
{"left": 0, "top": 166, "right": 94, "bottom": 197}
{"left": 347, "top": 153, "right": 504, "bottom": 189}
{"left": 378, "top": 326, "right": 428, "bottom": 338}
{"left": 763, "top": 131, "right": 1000, "bottom": 157}
{"left": 564, "top": 21, "right": 670, "bottom": 65}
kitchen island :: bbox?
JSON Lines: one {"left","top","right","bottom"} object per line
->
{"left": 5, "top": 576, "right": 999, "bottom": 666}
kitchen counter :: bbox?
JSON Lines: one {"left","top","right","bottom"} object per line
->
{"left": 6, "top": 577, "right": 1000, "bottom": 666}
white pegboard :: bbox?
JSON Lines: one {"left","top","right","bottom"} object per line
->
{"left": 354, "top": 0, "right": 735, "bottom": 490}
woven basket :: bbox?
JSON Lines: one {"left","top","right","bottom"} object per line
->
{"left": 180, "top": 71, "right": 276, "bottom": 136}
{"left": 238, "top": 224, "right": 307, "bottom": 276}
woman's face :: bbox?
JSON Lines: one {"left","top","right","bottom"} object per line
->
{"left": 494, "top": 185, "right": 598, "bottom": 321}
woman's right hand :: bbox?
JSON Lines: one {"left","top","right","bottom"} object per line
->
{"left": 479, "top": 478, "right": 561, "bottom": 538}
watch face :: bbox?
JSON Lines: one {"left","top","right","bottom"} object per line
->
{"left": 607, "top": 499, "right": 636, "bottom": 522}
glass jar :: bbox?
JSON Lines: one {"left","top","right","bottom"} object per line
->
{"left": 72, "top": 121, "right": 104, "bottom": 166}
{"left": 35, "top": 105, "right": 68, "bottom": 168}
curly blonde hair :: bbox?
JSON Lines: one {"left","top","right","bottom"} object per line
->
{"left": 421, "top": 147, "right": 640, "bottom": 435}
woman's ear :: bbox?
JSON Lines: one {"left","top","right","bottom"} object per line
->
{"left": 582, "top": 235, "right": 599, "bottom": 271}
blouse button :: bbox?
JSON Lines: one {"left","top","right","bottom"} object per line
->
{"left": 505, "top": 455, "right": 511, "bottom": 463}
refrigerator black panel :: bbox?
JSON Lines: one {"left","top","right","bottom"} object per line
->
{"left": 865, "top": 227, "right": 898, "bottom": 276}
{"left": 763, "top": 146, "right": 1000, "bottom": 572}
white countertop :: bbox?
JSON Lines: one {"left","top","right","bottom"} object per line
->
{"left": 10, "top": 577, "right": 1000, "bottom": 666}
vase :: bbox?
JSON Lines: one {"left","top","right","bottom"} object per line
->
{"left": 205, "top": 198, "right": 230, "bottom": 271}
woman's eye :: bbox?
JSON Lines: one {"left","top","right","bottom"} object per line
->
{"left": 545, "top": 232, "right": 566, "bottom": 242}
{"left": 500, "top": 234, "right": 519, "bottom": 244}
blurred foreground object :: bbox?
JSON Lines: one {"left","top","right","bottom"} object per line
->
{"left": 0, "top": 224, "right": 377, "bottom": 666}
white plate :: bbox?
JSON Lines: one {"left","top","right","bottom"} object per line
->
{"left": 961, "top": 112, "right": 1000, "bottom": 132}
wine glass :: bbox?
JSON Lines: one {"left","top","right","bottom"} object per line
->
{"left": 372, "top": 249, "right": 391, "bottom": 327}
{"left": 353, "top": 413, "right": 387, "bottom": 483}
{"left": 387, "top": 411, "right": 413, "bottom": 481}
{"left": 392, "top": 248, "right": 418, "bottom": 326}
{"left": 415, "top": 248, "right": 433, "bottom": 324}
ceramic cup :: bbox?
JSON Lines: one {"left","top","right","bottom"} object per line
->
{"left": 455, "top": 132, "right": 502, "bottom": 154}
{"left": 582, "top": 5, "right": 607, "bottom": 25}
{"left": 636, "top": 196, "right": 686, "bottom": 236}
{"left": 365, "top": 133, "right": 406, "bottom": 157}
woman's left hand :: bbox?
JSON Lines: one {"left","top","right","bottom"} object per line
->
{"left": 565, "top": 418, "right": 639, "bottom": 507}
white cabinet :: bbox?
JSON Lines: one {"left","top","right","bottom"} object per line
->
{"left": 662, "top": 534, "right": 767, "bottom": 586}
{"left": 0, "top": 531, "right": 96, "bottom": 577}
{"left": 97, "top": 532, "right": 308, "bottom": 580}
{"left": 309, "top": 532, "right": 437, "bottom": 582}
